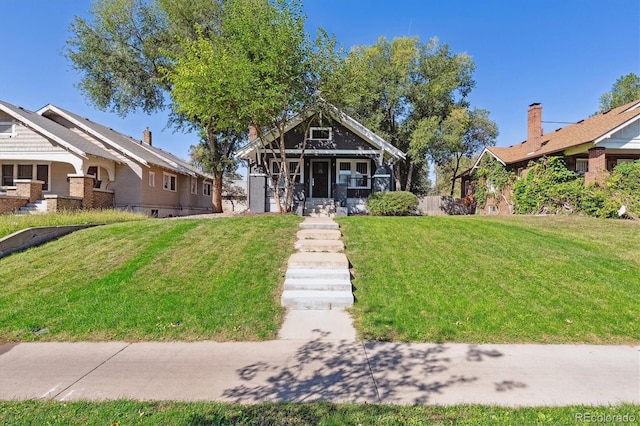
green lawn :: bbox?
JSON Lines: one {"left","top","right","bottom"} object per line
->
{"left": 0, "top": 215, "right": 301, "bottom": 341}
{"left": 1, "top": 400, "right": 637, "bottom": 425}
{"left": 338, "top": 215, "right": 640, "bottom": 344}
{"left": 0, "top": 209, "right": 147, "bottom": 238}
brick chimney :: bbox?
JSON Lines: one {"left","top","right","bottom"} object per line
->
{"left": 249, "top": 125, "right": 257, "bottom": 142}
{"left": 143, "top": 127, "right": 152, "bottom": 146}
{"left": 527, "top": 103, "right": 542, "bottom": 151}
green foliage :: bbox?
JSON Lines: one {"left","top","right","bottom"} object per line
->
{"left": 513, "top": 157, "right": 640, "bottom": 218}
{"left": 599, "top": 73, "right": 640, "bottom": 112}
{"left": 513, "top": 157, "right": 585, "bottom": 214}
{"left": 601, "top": 159, "right": 640, "bottom": 218}
{"left": 366, "top": 191, "right": 418, "bottom": 216}
{"left": 470, "top": 157, "right": 515, "bottom": 208}
{"left": 321, "top": 36, "right": 488, "bottom": 193}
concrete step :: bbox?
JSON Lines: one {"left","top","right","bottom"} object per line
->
{"left": 288, "top": 252, "right": 349, "bottom": 270}
{"left": 294, "top": 239, "right": 344, "bottom": 253}
{"left": 286, "top": 268, "right": 351, "bottom": 280}
{"left": 281, "top": 290, "right": 354, "bottom": 310}
{"left": 284, "top": 277, "right": 352, "bottom": 291}
{"left": 299, "top": 218, "right": 339, "bottom": 230}
{"left": 296, "top": 229, "right": 342, "bottom": 240}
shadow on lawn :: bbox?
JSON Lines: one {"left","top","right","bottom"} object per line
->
{"left": 221, "top": 331, "right": 527, "bottom": 405}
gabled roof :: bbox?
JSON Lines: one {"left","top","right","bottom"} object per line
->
{"left": 486, "top": 99, "right": 640, "bottom": 165}
{"left": 235, "top": 103, "right": 406, "bottom": 161}
{"left": 37, "top": 104, "right": 210, "bottom": 179}
{"left": 0, "top": 100, "right": 119, "bottom": 161}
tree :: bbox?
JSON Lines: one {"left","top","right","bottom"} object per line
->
{"left": 599, "top": 73, "right": 640, "bottom": 112}
{"left": 168, "top": 0, "right": 336, "bottom": 213}
{"left": 66, "top": 0, "right": 235, "bottom": 212}
{"left": 321, "top": 36, "right": 482, "bottom": 194}
{"left": 413, "top": 107, "right": 498, "bottom": 196}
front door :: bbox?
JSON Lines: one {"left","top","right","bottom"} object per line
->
{"left": 311, "top": 160, "right": 329, "bottom": 198}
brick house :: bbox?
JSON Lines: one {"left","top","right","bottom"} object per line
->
{"left": 464, "top": 99, "right": 640, "bottom": 213}
{"left": 0, "top": 100, "right": 214, "bottom": 217}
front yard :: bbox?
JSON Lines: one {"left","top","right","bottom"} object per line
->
{"left": 0, "top": 215, "right": 301, "bottom": 341}
{"left": 339, "top": 215, "right": 640, "bottom": 344}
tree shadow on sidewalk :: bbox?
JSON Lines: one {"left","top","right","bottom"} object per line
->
{"left": 222, "top": 333, "right": 526, "bottom": 404}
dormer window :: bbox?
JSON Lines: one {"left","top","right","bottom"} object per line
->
{"left": 309, "top": 127, "right": 332, "bottom": 140}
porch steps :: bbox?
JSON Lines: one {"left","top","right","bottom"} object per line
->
{"left": 298, "top": 217, "right": 339, "bottom": 230}
{"left": 281, "top": 217, "right": 354, "bottom": 310}
{"left": 17, "top": 199, "right": 47, "bottom": 215}
{"left": 303, "top": 198, "right": 336, "bottom": 217}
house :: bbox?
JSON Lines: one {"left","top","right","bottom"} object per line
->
{"left": 464, "top": 99, "right": 640, "bottom": 212}
{"left": 0, "top": 100, "right": 214, "bottom": 217}
{"left": 235, "top": 105, "right": 406, "bottom": 215}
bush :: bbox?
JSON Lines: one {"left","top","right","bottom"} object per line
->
{"left": 366, "top": 191, "right": 419, "bottom": 216}
{"left": 601, "top": 159, "right": 640, "bottom": 218}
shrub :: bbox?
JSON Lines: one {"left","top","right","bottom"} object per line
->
{"left": 513, "top": 156, "right": 595, "bottom": 214}
{"left": 601, "top": 160, "right": 640, "bottom": 218}
{"left": 366, "top": 191, "right": 419, "bottom": 216}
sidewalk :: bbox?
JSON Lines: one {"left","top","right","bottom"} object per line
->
{"left": 1, "top": 310, "right": 638, "bottom": 406}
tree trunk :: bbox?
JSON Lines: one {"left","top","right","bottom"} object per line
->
{"left": 394, "top": 162, "right": 402, "bottom": 191}
{"left": 449, "top": 155, "right": 462, "bottom": 197}
{"left": 405, "top": 161, "right": 414, "bottom": 192}
{"left": 212, "top": 171, "right": 224, "bottom": 213}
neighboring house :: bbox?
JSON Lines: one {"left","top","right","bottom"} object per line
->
{"left": 464, "top": 99, "right": 640, "bottom": 212}
{"left": 235, "top": 105, "right": 406, "bottom": 215}
{"left": 0, "top": 100, "right": 213, "bottom": 217}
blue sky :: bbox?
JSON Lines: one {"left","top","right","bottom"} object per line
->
{"left": 1, "top": 0, "right": 638, "bottom": 165}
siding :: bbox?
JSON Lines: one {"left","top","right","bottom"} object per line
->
{"left": 284, "top": 120, "right": 380, "bottom": 151}
{"left": 0, "top": 121, "right": 66, "bottom": 153}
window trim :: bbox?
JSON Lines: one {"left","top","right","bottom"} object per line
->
{"left": 576, "top": 158, "right": 589, "bottom": 174}
{"left": 203, "top": 181, "right": 212, "bottom": 196}
{"left": 269, "top": 158, "right": 304, "bottom": 188}
{"left": 191, "top": 177, "right": 197, "bottom": 194}
{"left": 336, "top": 159, "right": 371, "bottom": 189}
{"left": 149, "top": 171, "right": 156, "bottom": 187}
{"left": 309, "top": 126, "right": 332, "bottom": 141}
{"left": 0, "top": 122, "right": 17, "bottom": 138}
{"left": 162, "top": 172, "right": 177, "bottom": 192}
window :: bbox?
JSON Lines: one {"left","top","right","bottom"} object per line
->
{"left": 0, "top": 122, "right": 16, "bottom": 138}
{"left": 163, "top": 172, "right": 177, "bottom": 191}
{"left": 149, "top": 171, "right": 155, "bottom": 187}
{"left": 1, "top": 164, "right": 14, "bottom": 186}
{"left": 270, "top": 159, "right": 303, "bottom": 188}
{"left": 576, "top": 159, "right": 589, "bottom": 174}
{"left": 309, "top": 127, "right": 332, "bottom": 140}
{"left": 336, "top": 160, "right": 370, "bottom": 189}
{"left": 17, "top": 164, "right": 33, "bottom": 180}
{"left": 191, "top": 177, "right": 197, "bottom": 194}
{"left": 203, "top": 182, "right": 212, "bottom": 196}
